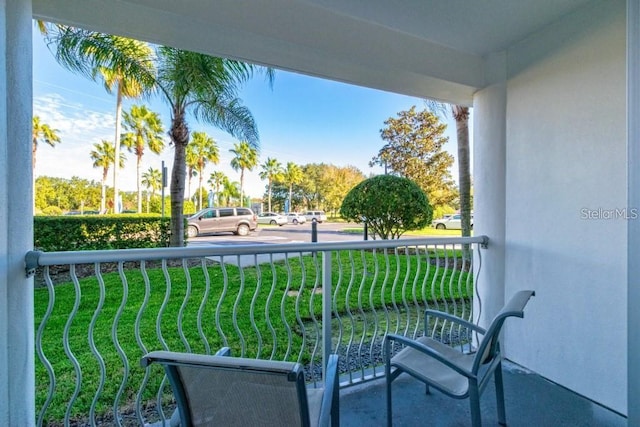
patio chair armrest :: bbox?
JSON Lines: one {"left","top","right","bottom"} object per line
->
{"left": 318, "top": 354, "right": 339, "bottom": 427}
{"left": 214, "top": 347, "right": 231, "bottom": 356}
{"left": 385, "top": 333, "right": 474, "bottom": 379}
{"left": 425, "top": 310, "right": 486, "bottom": 335}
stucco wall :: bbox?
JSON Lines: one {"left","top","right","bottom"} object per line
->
{"left": 503, "top": 0, "right": 626, "bottom": 414}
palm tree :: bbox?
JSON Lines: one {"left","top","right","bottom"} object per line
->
{"left": 426, "top": 101, "right": 472, "bottom": 238}
{"left": 208, "top": 171, "right": 227, "bottom": 206}
{"left": 43, "top": 28, "right": 272, "bottom": 245}
{"left": 282, "top": 162, "right": 303, "bottom": 212}
{"left": 230, "top": 141, "right": 259, "bottom": 206}
{"left": 259, "top": 157, "right": 283, "bottom": 212}
{"left": 121, "top": 105, "right": 165, "bottom": 213}
{"left": 90, "top": 139, "right": 124, "bottom": 213}
{"left": 141, "top": 167, "right": 162, "bottom": 213}
{"left": 188, "top": 132, "right": 220, "bottom": 210}
{"left": 185, "top": 145, "right": 199, "bottom": 204}
{"left": 43, "top": 27, "right": 155, "bottom": 213}
{"left": 452, "top": 105, "right": 472, "bottom": 238}
{"left": 220, "top": 177, "right": 241, "bottom": 206}
{"left": 32, "top": 115, "right": 61, "bottom": 172}
{"left": 155, "top": 47, "right": 273, "bottom": 246}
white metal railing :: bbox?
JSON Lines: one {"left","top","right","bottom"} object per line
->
{"left": 27, "top": 236, "right": 487, "bottom": 426}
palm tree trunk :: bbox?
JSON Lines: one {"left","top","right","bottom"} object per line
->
{"left": 187, "top": 172, "right": 192, "bottom": 205}
{"left": 268, "top": 179, "right": 272, "bottom": 212}
{"left": 198, "top": 173, "right": 204, "bottom": 210}
{"left": 113, "top": 82, "right": 123, "bottom": 213}
{"left": 137, "top": 155, "right": 142, "bottom": 213}
{"left": 240, "top": 169, "right": 245, "bottom": 206}
{"left": 32, "top": 140, "right": 37, "bottom": 211}
{"left": 453, "top": 105, "right": 471, "bottom": 238}
{"left": 170, "top": 108, "right": 189, "bottom": 247}
{"left": 101, "top": 168, "right": 108, "bottom": 213}
{"left": 289, "top": 184, "right": 293, "bottom": 213}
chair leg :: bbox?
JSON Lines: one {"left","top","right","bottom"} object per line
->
{"left": 332, "top": 368, "right": 340, "bottom": 427}
{"left": 385, "top": 339, "right": 393, "bottom": 427}
{"left": 469, "top": 384, "right": 482, "bottom": 427}
{"left": 495, "top": 362, "right": 506, "bottom": 425}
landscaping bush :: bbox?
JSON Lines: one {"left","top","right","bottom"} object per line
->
{"left": 340, "top": 174, "right": 433, "bottom": 239}
{"left": 34, "top": 214, "right": 172, "bottom": 251}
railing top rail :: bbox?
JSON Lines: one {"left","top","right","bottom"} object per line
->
{"left": 26, "top": 235, "right": 488, "bottom": 269}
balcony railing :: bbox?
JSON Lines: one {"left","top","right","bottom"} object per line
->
{"left": 26, "top": 235, "right": 487, "bottom": 426}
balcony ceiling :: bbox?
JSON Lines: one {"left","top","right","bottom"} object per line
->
{"left": 33, "top": 0, "right": 593, "bottom": 104}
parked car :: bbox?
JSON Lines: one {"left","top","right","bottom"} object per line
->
{"left": 187, "top": 207, "right": 257, "bottom": 237}
{"left": 432, "top": 213, "right": 474, "bottom": 230}
{"left": 304, "top": 210, "right": 327, "bottom": 223}
{"left": 257, "top": 212, "right": 287, "bottom": 226}
{"left": 286, "top": 213, "right": 307, "bottom": 225}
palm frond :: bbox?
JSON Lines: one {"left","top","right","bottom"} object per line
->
{"left": 192, "top": 96, "right": 260, "bottom": 148}
{"left": 44, "top": 26, "right": 156, "bottom": 95}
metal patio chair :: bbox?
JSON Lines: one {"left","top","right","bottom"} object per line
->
{"left": 384, "top": 290, "right": 535, "bottom": 427}
{"left": 141, "top": 349, "right": 340, "bottom": 427}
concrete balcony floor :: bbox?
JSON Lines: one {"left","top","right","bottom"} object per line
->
{"left": 339, "top": 361, "right": 625, "bottom": 426}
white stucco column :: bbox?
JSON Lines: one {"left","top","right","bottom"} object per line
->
{"left": 628, "top": 0, "right": 640, "bottom": 424}
{"left": 473, "top": 53, "right": 507, "bottom": 328}
{"left": 0, "top": 0, "right": 35, "bottom": 425}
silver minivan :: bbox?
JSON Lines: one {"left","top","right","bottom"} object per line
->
{"left": 187, "top": 207, "right": 257, "bottom": 237}
{"left": 303, "top": 210, "right": 327, "bottom": 223}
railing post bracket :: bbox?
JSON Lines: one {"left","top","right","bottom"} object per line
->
{"left": 25, "top": 250, "right": 42, "bottom": 277}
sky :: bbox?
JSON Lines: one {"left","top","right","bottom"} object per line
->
{"left": 32, "top": 26, "right": 463, "bottom": 200}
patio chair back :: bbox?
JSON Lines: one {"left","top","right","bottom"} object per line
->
{"left": 141, "top": 350, "right": 339, "bottom": 427}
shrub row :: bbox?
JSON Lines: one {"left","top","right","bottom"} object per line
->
{"left": 34, "top": 215, "right": 173, "bottom": 251}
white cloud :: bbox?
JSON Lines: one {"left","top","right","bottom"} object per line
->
{"left": 33, "top": 93, "right": 164, "bottom": 191}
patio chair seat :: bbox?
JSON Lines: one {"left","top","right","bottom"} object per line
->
{"left": 390, "top": 335, "right": 475, "bottom": 397}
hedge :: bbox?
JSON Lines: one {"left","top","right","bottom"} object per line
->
{"left": 34, "top": 215, "right": 173, "bottom": 251}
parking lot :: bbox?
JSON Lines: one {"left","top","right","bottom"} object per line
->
{"left": 187, "top": 221, "right": 363, "bottom": 246}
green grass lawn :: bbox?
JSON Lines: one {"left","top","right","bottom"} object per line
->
{"left": 35, "top": 249, "right": 472, "bottom": 424}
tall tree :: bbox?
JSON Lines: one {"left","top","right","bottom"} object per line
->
{"left": 121, "top": 105, "right": 165, "bottom": 213}
{"left": 230, "top": 141, "right": 259, "bottom": 206}
{"left": 155, "top": 47, "right": 272, "bottom": 245}
{"left": 426, "top": 101, "right": 472, "bottom": 237}
{"left": 43, "top": 27, "right": 272, "bottom": 245}
{"left": 299, "top": 163, "right": 327, "bottom": 209}
{"left": 321, "top": 165, "right": 365, "bottom": 214}
{"left": 371, "top": 106, "right": 457, "bottom": 209}
{"left": 32, "top": 116, "right": 61, "bottom": 210}
{"left": 185, "top": 145, "right": 199, "bottom": 204}
{"left": 90, "top": 139, "right": 124, "bottom": 213}
{"left": 220, "top": 177, "right": 241, "bottom": 206}
{"left": 188, "top": 132, "right": 220, "bottom": 210}
{"left": 208, "top": 171, "right": 227, "bottom": 206}
{"left": 43, "top": 27, "right": 155, "bottom": 213}
{"left": 32, "top": 115, "right": 61, "bottom": 173}
{"left": 259, "top": 157, "right": 283, "bottom": 212}
{"left": 281, "top": 162, "right": 303, "bottom": 212}
{"left": 452, "top": 105, "right": 471, "bottom": 237}
{"left": 141, "top": 167, "right": 162, "bottom": 213}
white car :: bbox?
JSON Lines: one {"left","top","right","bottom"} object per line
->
{"left": 257, "top": 212, "right": 287, "bottom": 226}
{"left": 286, "top": 213, "right": 307, "bottom": 225}
{"left": 304, "top": 210, "right": 327, "bottom": 223}
{"left": 432, "top": 214, "right": 474, "bottom": 230}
